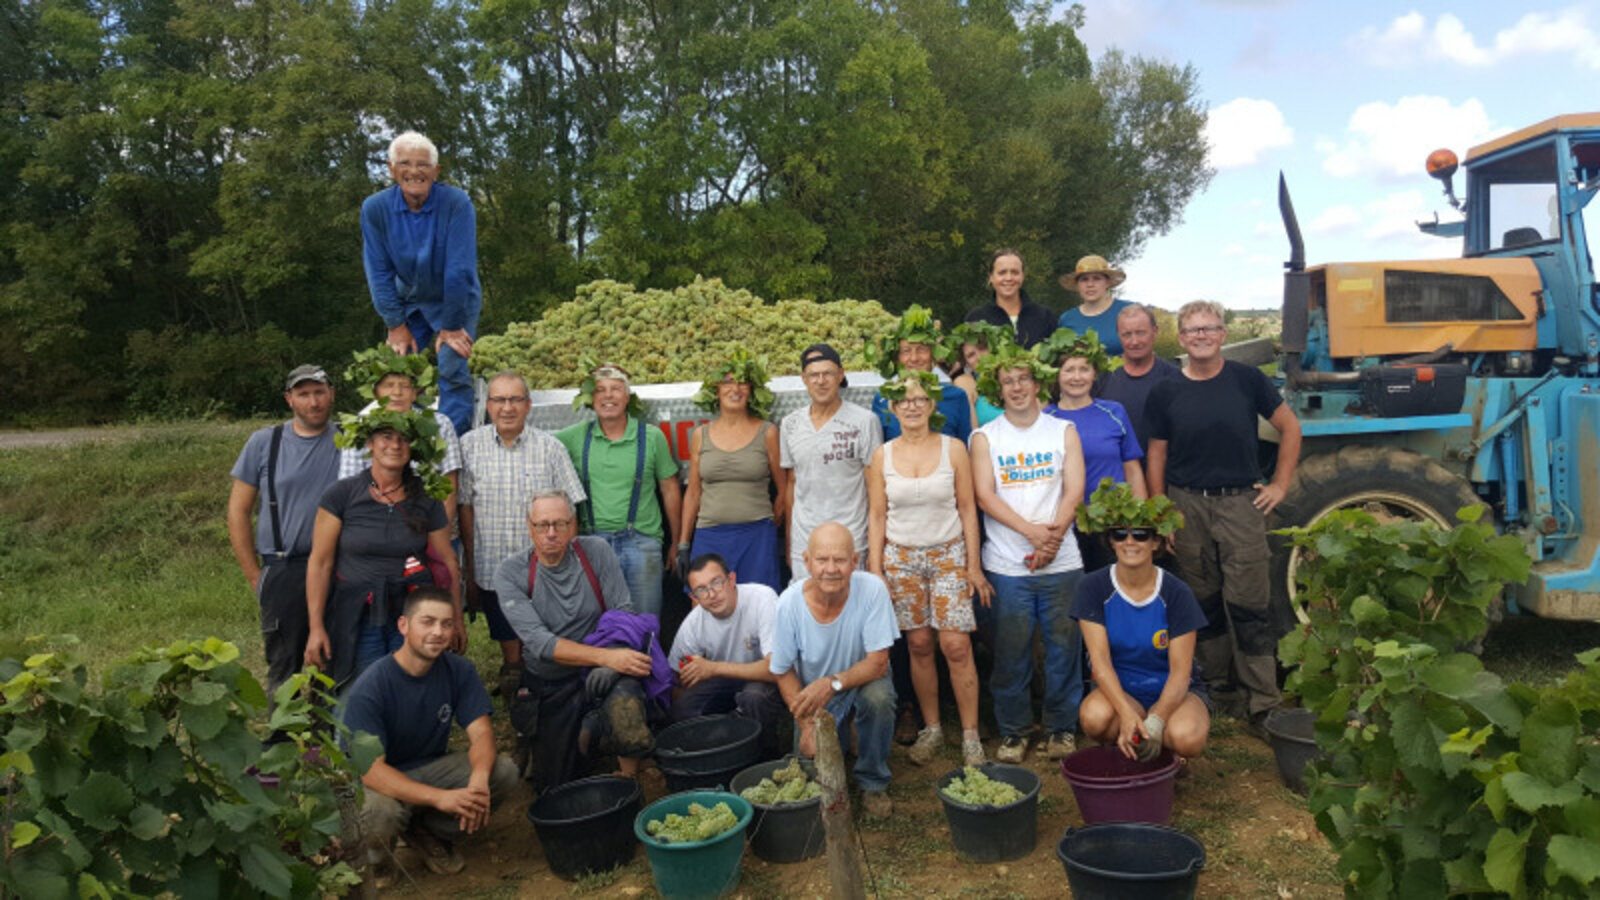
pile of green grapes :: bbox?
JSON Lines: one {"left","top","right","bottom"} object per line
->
{"left": 645, "top": 801, "right": 741, "bottom": 844}
{"left": 471, "top": 278, "right": 899, "bottom": 388}
{"left": 941, "top": 766, "right": 1024, "bottom": 806}
{"left": 738, "top": 758, "right": 823, "bottom": 806}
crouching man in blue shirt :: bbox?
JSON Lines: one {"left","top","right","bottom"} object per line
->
{"left": 342, "top": 587, "right": 519, "bottom": 880}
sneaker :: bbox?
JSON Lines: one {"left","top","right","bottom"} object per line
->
{"left": 1045, "top": 732, "right": 1077, "bottom": 760}
{"left": 406, "top": 826, "right": 464, "bottom": 876}
{"left": 894, "top": 708, "right": 919, "bottom": 746}
{"left": 861, "top": 790, "right": 892, "bottom": 818}
{"left": 994, "top": 735, "right": 1029, "bottom": 764}
{"left": 908, "top": 725, "right": 943, "bottom": 765}
{"left": 962, "top": 738, "right": 987, "bottom": 767}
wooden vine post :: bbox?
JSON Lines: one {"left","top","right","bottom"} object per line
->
{"left": 813, "top": 710, "right": 868, "bottom": 900}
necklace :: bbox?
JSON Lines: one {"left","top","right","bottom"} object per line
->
{"left": 370, "top": 478, "right": 404, "bottom": 508}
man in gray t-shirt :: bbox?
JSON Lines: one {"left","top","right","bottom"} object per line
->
{"left": 226, "top": 365, "right": 341, "bottom": 694}
{"left": 781, "top": 344, "right": 883, "bottom": 581}
{"left": 494, "top": 491, "right": 654, "bottom": 790}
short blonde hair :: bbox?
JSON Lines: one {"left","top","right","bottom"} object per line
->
{"left": 1176, "top": 300, "right": 1226, "bottom": 330}
{"left": 388, "top": 131, "right": 438, "bottom": 166}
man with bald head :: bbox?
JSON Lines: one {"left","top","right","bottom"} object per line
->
{"left": 768, "top": 522, "right": 899, "bottom": 817}
{"left": 460, "top": 370, "right": 587, "bottom": 697}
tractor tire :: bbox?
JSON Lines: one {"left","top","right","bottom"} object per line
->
{"left": 1267, "top": 446, "right": 1486, "bottom": 628}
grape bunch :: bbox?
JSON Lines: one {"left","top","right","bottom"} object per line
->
{"left": 941, "top": 766, "right": 1024, "bottom": 806}
{"left": 471, "top": 277, "right": 899, "bottom": 388}
{"left": 739, "top": 758, "right": 823, "bottom": 806}
{"left": 645, "top": 801, "right": 741, "bottom": 843}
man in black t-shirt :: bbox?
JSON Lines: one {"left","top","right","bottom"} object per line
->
{"left": 1145, "top": 301, "right": 1301, "bottom": 738}
{"left": 342, "top": 588, "right": 519, "bottom": 880}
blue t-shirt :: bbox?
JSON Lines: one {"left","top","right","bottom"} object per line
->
{"left": 341, "top": 653, "right": 493, "bottom": 771}
{"left": 871, "top": 383, "right": 972, "bottom": 443}
{"left": 1043, "top": 399, "right": 1143, "bottom": 493}
{"left": 1069, "top": 565, "right": 1206, "bottom": 708}
{"left": 769, "top": 572, "right": 898, "bottom": 683}
{"left": 1058, "top": 299, "right": 1134, "bottom": 356}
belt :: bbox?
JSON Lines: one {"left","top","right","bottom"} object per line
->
{"left": 1174, "top": 484, "right": 1255, "bottom": 497}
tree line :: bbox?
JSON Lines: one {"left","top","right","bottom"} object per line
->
{"left": 1, "top": 0, "right": 1210, "bottom": 421}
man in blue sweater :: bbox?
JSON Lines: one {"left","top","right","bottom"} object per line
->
{"left": 362, "top": 131, "right": 482, "bottom": 435}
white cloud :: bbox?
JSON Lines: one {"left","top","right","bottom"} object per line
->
{"left": 1206, "top": 98, "right": 1294, "bottom": 169}
{"left": 1352, "top": 8, "right": 1600, "bottom": 69}
{"left": 1319, "top": 96, "right": 1495, "bottom": 179}
{"left": 1308, "top": 205, "right": 1361, "bottom": 236}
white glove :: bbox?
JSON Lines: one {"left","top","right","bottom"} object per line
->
{"left": 1137, "top": 713, "right": 1166, "bottom": 761}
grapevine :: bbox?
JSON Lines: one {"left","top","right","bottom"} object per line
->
{"left": 941, "top": 766, "right": 1024, "bottom": 806}
{"left": 471, "top": 278, "right": 899, "bottom": 388}
{"left": 645, "top": 801, "right": 741, "bottom": 843}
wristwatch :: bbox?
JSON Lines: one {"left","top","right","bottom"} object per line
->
{"left": 830, "top": 676, "right": 844, "bottom": 693}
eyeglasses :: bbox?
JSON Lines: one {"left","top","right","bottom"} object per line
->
{"left": 802, "top": 369, "right": 841, "bottom": 382}
{"left": 999, "top": 376, "right": 1035, "bottom": 388}
{"left": 1179, "top": 324, "right": 1224, "bottom": 337}
{"left": 528, "top": 518, "right": 573, "bottom": 532}
{"left": 1108, "top": 527, "right": 1157, "bottom": 543}
{"left": 487, "top": 395, "right": 529, "bottom": 406}
{"left": 686, "top": 576, "right": 728, "bottom": 600}
{"left": 894, "top": 396, "right": 932, "bottom": 409}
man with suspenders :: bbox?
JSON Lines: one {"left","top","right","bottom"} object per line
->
{"left": 555, "top": 363, "right": 683, "bottom": 617}
{"left": 494, "top": 491, "right": 655, "bottom": 790}
{"left": 227, "top": 365, "right": 341, "bottom": 696}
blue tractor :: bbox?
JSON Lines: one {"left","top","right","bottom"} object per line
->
{"left": 1271, "top": 113, "right": 1600, "bottom": 623}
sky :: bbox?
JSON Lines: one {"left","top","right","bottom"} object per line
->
{"left": 1074, "top": 1, "right": 1600, "bottom": 311}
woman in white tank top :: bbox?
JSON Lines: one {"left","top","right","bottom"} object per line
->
{"left": 866, "top": 371, "right": 992, "bottom": 767}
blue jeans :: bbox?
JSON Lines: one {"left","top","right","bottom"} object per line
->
{"left": 792, "top": 676, "right": 896, "bottom": 792}
{"left": 355, "top": 621, "right": 404, "bottom": 680}
{"left": 987, "top": 569, "right": 1084, "bottom": 738}
{"left": 595, "top": 529, "right": 664, "bottom": 618}
{"left": 404, "top": 307, "right": 479, "bottom": 436}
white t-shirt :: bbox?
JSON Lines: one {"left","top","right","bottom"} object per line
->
{"left": 976, "top": 412, "right": 1082, "bottom": 577}
{"left": 780, "top": 401, "right": 883, "bottom": 557}
{"left": 668, "top": 582, "right": 779, "bottom": 669}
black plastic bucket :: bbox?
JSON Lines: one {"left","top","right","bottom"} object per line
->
{"left": 1264, "top": 708, "right": 1323, "bottom": 795}
{"left": 728, "top": 757, "right": 825, "bottom": 863}
{"left": 526, "top": 775, "right": 642, "bottom": 880}
{"left": 1056, "top": 823, "right": 1205, "bottom": 900}
{"left": 936, "top": 763, "right": 1041, "bottom": 862}
{"left": 654, "top": 715, "right": 764, "bottom": 792}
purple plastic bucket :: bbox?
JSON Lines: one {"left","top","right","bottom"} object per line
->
{"left": 1059, "top": 745, "right": 1181, "bottom": 825}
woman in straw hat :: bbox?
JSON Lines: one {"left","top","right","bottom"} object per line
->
{"left": 1056, "top": 255, "right": 1134, "bottom": 356}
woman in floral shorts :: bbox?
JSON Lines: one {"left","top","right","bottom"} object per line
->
{"left": 866, "top": 371, "right": 993, "bottom": 767}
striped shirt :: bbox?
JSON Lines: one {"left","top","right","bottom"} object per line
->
{"left": 460, "top": 425, "right": 587, "bottom": 584}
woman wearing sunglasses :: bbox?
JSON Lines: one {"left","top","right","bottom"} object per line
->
{"left": 1069, "top": 484, "right": 1210, "bottom": 762}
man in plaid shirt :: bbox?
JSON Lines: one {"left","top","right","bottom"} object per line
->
{"left": 460, "top": 370, "right": 586, "bottom": 701}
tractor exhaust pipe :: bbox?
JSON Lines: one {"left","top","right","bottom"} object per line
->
{"left": 1279, "top": 173, "right": 1316, "bottom": 387}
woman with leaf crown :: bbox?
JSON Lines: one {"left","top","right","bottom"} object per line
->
{"left": 679, "top": 349, "right": 787, "bottom": 592}
{"left": 1070, "top": 482, "right": 1209, "bottom": 762}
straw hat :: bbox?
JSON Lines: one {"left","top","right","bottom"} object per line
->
{"left": 1059, "top": 254, "right": 1126, "bottom": 292}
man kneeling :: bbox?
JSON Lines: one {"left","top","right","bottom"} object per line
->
{"left": 342, "top": 587, "right": 519, "bottom": 878}
{"left": 769, "top": 523, "right": 898, "bottom": 817}
{"left": 669, "top": 554, "right": 785, "bottom": 753}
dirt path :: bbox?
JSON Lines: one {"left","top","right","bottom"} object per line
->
{"left": 380, "top": 721, "right": 1339, "bottom": 899}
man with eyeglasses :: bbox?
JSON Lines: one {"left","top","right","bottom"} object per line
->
{"left": 780, "top": 344, "right": 882, "bottom": 583}
{"left": 494, "top": 491, "right": 655, "bottom": 789}
{"left": 666, "top": 554, "right": 783, "bottom": 753}
{"left": 1145, "top": 300, "right": 1301, "bottom": 739}
{"left": 460, "top": 371, "right": 586, "bottom": 702}
{"left": 1097, "top": 304, "right": 1181, "bottom": 457}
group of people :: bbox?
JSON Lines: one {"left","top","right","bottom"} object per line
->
{"left": 225, "top": 127, "right": 1303, "bottom": 881}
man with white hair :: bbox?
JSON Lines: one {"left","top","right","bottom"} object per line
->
{"left": 361, "top": 130, "right": 482, "bottom": 435}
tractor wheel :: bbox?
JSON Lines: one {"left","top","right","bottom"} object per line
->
{"left": 1267, "top": 446, "right": 1485, "bottom": 626}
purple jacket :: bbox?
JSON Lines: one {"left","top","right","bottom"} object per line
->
{"left": 582, "top": 610, "right": 673, "bottom": 702}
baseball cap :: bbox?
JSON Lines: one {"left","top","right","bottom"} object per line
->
{"left": 285, "top": 364, "right": 330, "bottom": 391}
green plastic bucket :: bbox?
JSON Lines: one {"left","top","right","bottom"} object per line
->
{"left": 633, "top": 790, "right": 753, "bottom": 899}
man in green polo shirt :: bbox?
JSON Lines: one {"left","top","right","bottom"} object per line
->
{"left": 555, "top": 363, "right": 684, "bottom": 617}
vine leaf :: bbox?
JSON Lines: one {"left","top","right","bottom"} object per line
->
{"left": 1484, "top": 826, "right": 1529, "bottom": 898}
{"left": 1499, "top": 772, "right": 1583, "bottom": 812}
{"left": 1546, "top": 834, "right": 1600, "bottom": 885}
{"left": 63, "top": 771, "right": 135, "bottom": 832}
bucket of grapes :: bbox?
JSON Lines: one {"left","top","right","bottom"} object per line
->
{"left": 730, "top": 757, "right": 825, "bottom": 863}
{"left": 633, "top": 790, "right": 753, "bottom": 898}
{"left": 937, "top": 763, "right": 1041, "bottom": 862}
